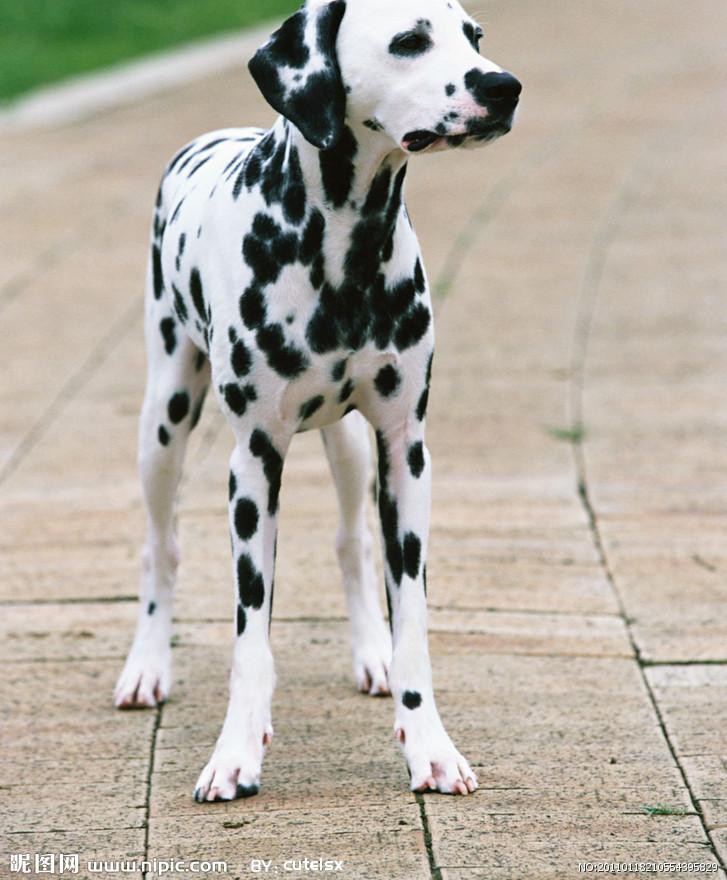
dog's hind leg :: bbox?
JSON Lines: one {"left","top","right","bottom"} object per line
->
{"left": 321, "top": 411, "right": 392, "bottom": 696}
{"left": 115, "top": 254, "right": 210, "bottom": 708}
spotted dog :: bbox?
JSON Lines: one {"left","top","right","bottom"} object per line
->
{"left": 115, "top": 0, "right": 521, "bottom": 801}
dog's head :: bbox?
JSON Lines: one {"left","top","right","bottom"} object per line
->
{"left": 249, "top": 0, "right": 521, "bottom": 153}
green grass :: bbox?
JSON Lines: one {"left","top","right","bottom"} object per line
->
{"left": 547, "top": 423, "right": 586, "bottom": 444}
{"left": 0, "top": 0, "right": 298, "bottom": 103}
{"left": 641, "top": 805, "right": 690, "bottom": 817}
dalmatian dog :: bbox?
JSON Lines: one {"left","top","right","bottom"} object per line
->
{"left": 114, "top": 0, "right": 520, "bottom": 801}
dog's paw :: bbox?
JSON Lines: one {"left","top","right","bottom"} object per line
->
{"left": 351, "top": 620, "right": 392, "bottom": 697}
{"left": 353, "top": 643, "right": 391, "bottom": 696}
{"left": 193, "top": 728, "right": 273, "bottom": 803}
{"left": 114, "top": 644, "right": 171, "bottom": 709}
{"left": 394, "top": 714, "right": 478, "bottom": 795}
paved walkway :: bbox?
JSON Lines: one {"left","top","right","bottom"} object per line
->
{"left": 2, "top": 1, "right": 726, "bottom": 877}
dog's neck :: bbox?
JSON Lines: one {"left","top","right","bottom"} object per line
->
{"left": 275, "top": 117, "right": 409, "bottom": 218}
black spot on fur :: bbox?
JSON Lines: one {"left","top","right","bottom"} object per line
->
{"left": 376, "top": 432, "right": 403, "bottom": 585}
{"left": 374, "top": 365, "right": 401, "bottom": 398}
{"left": 299, "top": 395, "right": 325, "bottom": 421}
{"left": 223, "top": 383, "right": 248, "bottom": 417}
{"left": 243, "top": 231, "right": 281, "bottom": 285}
{"left": 189, "top": 268, "right": 207, "bottom": 324}
{"left": 240, "top": 286, "right": 267, "bottom": 330}
{"left": 231, "top": 339, "right": 252, "bottom": 377}
{"left": 407, "top": 441, "right": 425, "bottom": 478}
{"left": 172, "top": 284, "right": 188, "bottom": 323}
{"left": 413, "top": 259, "right": 426, "bottom": 293}
{"left": 152, "top": 245, "right": 164, "bottom": 300}
{"left": 445, "top": 83, "right": 456, "bottom": 96}
{"left": 300, "top": 210, "right": 325, "bottom": 265}
{"left": 159, "top": 317, "right": 176, "bottom": 355}
{"left": 147, "top": 601, "right": 156, "bottom": 615}
{"left": 188, "top": 154, "right": 212, "bottom": 177}
{"left": 281, "top": 145, "right": 306, "bottom": 224}
{"left": 319, "top": 126, "right": 358, "bottom": 208}
{"left": 338, "top": 379, "right": 354, "bottom": 404}
{"left": 175, "top": 232, "right": 186, "bottom": 272}
{"left": 416, "top": 353, "right": 434, "bottom": 421}
{"left": 229, "top": 471, "right": 237, "bottom": 501}
{"left": 250, "top": 429, "right": 284, "bottom": 515}
{"left": 236, "top": 605, "right": 247, "bottom": 635}
{"left": 304, "top": 162, "right": 411, "bottom": 355}
{"left": 403, "top": 532, "right": 421, "bottom": 579}
{"left": 234, "top": 498, "right": 259, "bottom": 541}
{"left": 402, "top": 690, "right": 422, "bottom": 710}
{"left": 331, "top": 359, "right": 347, "bottom": 381}
{"left": 237, "top": 553, "right": 265, "bottom": 609}
{"left": 168, "top": 391, "right": 190, "bottom": 424}
{"left": 257, "top": 323, "right": 309, "bottom": 378}
{"left": 394, "top": 303, "right": 431, "bottom": 351}
{"left": 158, "top": 425, "right": 170, "bottom": 446}
{"left": 363, "top": 167, "right": 392, "bottom": 215}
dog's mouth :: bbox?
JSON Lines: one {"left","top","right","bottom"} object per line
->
{"left": 401, "top": 130, "right": 443, "bottom": 153}
{"left": 402, "top": 120, "right": 513, "bottom": 154}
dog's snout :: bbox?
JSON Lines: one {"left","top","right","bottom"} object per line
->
{"left": 464, "top": 69, "right": 522, "bottom": 109}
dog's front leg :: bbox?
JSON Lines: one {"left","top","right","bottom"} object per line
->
{"left": 375, "top": 425, "right": 478, "bottom": 796}
{"left": 193, "top": 430, "right": 286, "bottom": 802}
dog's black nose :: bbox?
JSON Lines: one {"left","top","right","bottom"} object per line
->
{"left": 464, "top": 69, "right": 522, "bottom": 108}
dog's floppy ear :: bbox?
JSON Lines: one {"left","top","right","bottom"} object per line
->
{"left": 249, "top": 1, "right": 347, "bottom": 151}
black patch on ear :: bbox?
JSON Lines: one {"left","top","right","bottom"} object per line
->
{"left": 249, "top": 1, "right": 347, "bottom": 150}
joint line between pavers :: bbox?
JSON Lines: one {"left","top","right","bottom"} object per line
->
{"left": 142, "top": 702, "right": 163, "bottom": 879}
{"left": 416, "top": 793, "right": 443, "bottom": 880}
{"left": 567, "top": 133, "right": 726, "bottom": 873}
{"left": 0, "top": 296, "right": 142, "bottom": 488}
{"left": 578, "top": 475, "right": 726, "bottom": 874}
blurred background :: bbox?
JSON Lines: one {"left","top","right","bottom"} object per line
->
{"left": 1, "top": 1, "right": 726, "bottom": 877}
{"left": 0, "top": 0, "right": 299, "bottom": 102}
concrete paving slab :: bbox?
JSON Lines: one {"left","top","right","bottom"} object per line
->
{"left": 2, "top": 0, "right": 727, "bottom": 875}
{"left": 149, "top": 804, "right": 428, "bottom": 880}
{"left": 646, "top": 667, "right": 727, "bottom": 840}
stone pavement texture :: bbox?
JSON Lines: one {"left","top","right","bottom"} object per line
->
{"left": 1, "top": 1, "right": 726, "bottom": 878}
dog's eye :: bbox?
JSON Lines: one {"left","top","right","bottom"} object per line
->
{"left": 463, "top": 21, "right": 484, "bottom": 52}
{"left": 389, "top": 31, "right": 433, "bottom": 57}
